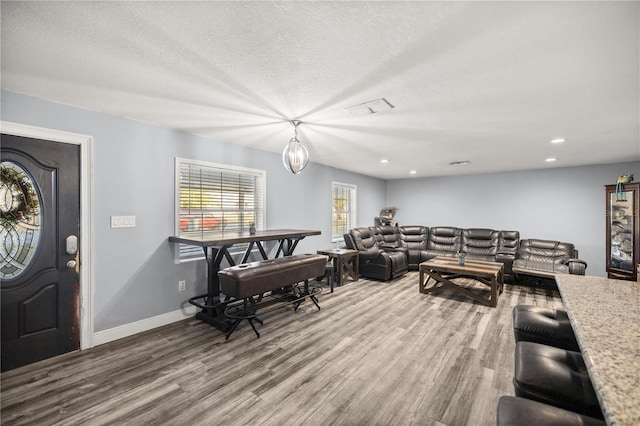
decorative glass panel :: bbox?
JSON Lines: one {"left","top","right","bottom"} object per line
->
{"left": 0, "top": 161, "right": 42, "bottom": 279}
{"left": 610, "top": 190, "right": 634, "bottom": 271}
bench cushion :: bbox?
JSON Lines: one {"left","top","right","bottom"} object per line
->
{"left": 218, "top": 254, "right": 327, "bottom": 299}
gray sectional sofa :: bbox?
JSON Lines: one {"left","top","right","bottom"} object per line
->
{"left": 344, "top": 225, "right": 587, "bottom": 282}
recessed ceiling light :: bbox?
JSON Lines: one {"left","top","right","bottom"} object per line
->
{"left": 449, "top": 160, "right": 471, "bottom": 166}
{"left": 380, "top": 159, "right": 389, "bottom": 164}
{"left": 550, "top": 138, "right": 566, "bottom": 144}
{"left": 409, "top": 170, "right": 417, "bottom": 174}
{"left": 545, "top": 158, "right": 557, "bottom": 162}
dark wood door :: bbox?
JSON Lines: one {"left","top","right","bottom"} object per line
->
{"left": 1, "top": 134, "right": 80, "bottom": 372}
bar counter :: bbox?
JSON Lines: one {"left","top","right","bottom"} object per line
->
{"left": 555, "top": 274, "right": 640, "bottom": 426}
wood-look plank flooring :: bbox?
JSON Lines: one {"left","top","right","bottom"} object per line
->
{"left": 1, "top": 272, "right": 562, "bottom": 425}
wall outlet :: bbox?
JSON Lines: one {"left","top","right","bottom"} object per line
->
{"left": 178, "top": 280, "right": 186, "bottom": 292}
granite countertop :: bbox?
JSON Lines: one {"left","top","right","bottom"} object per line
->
{"left": 555, "top": 275, "right": 640, "bottom": 426}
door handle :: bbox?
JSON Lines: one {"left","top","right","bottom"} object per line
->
{"left": 66, "top": 260, "right": 77, "bottom": 269}
{"left": 66, "top": 235, "right": 78, "bottom": 255}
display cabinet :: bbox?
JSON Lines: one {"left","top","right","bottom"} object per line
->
{"left": 605, "top": 182, "right": 639, "bottom": 280}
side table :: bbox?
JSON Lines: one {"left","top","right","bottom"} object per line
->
{"left": 316, "top": 248, "right": 359, "bottom": 292}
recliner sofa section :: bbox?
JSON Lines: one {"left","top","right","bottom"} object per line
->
{"left": 343, "top": 227, "right": 408, "bottom": 281}
{"left": 397, "top": 225, "right": 428, "bottom": 269}
{"left": 422, "top": 226, "right": 462, "bottom": 261}
{"left": 346, "top": 225, "right": 520, "bottom": 281}
{"left": 346, "top": 226, "right": 586, "bottom": 282}
{"left": 420, "top": 227, "right": 520, "bottom": 278}
{"left": 512, "top": 239, "right": 587, "bottom": 279}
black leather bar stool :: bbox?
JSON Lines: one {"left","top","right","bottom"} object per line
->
{"left": 513, "top": 305, "right": 580, "bottom": 351}
{"left": 316, "top": 261, "right": 335, "bottom": 292}
{"left": 514, "top": 341, "right": 603, "bottom": 419}
{"left": 324, "top": 261, "right": 335, "bottom": 292}
{"left": 497, "top": 396, "right": 605, "bottom": 426}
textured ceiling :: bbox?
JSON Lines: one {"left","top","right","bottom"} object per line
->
{"left": 2, "top": 1, "right": 639, "bottom": 179}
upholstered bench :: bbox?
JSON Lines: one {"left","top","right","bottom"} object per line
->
{"left": 513, "top": 305, "right": 580, "bottom": 351}
{"left": 218, "top": 253, "right": 327, "bottom": 339}
{"left": 497, "top": 396, "right": 605, "bottom": 426}
{"left": 514, "top": 341, "right": 603, "bottom": 419}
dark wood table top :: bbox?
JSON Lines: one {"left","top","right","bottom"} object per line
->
{"left": 169, "top": 229, "right": 321, "bottom": 247}
{"left": 316, "top": 248, "right": 359, "bottom": 257}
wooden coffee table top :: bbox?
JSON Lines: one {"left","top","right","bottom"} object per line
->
{"left": 419, "top": 256, "right": 504, "bottom": 307}
{"left": 420, "top": 256, "right": 503, "bottom": 278}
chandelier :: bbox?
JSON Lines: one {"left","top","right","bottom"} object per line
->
{"left": 282, "top": 120, "right": 309, "bottom": 175}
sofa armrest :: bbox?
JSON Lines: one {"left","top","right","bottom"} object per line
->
{"left": 567, "top": 258, "right": 587, "bottom": 275}
{"left": 496, "top": 252, "right": 516, "bottom": 275}
{"left": 358, "top": 250, "right": 384, "bottom": 261}
{"left": 378, "top": 243, "right": 397, "bottom": 250}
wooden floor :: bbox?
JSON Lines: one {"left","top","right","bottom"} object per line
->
{"left": 1, "top": 272, "right": 562, "bottom": 426}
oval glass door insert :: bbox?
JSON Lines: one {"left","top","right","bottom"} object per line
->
{"left": 0, "top": 161, "right": 42, "bottom": 280}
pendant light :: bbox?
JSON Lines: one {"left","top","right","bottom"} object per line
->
{"left": 282, "top": 120, "right": 309, "bottom": 174}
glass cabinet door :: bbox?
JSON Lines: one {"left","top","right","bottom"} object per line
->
{"left": 609, "top": 190, "right": 634, "bottom": 272}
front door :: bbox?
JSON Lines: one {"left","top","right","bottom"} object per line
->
{"left": 1, "top": 134, "right": 80, "bottom": 372}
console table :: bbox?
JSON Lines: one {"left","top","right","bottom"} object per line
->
{"left": 555, "top": 274, "right": 640, "bottom": 426}
{"left": 168, "top": 229, "right": 321, "bottom": 332}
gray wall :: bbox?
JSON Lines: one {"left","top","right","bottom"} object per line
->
{"left": 1, "top": 91, "right": 386, "bottom": 331}
{"left": 387, "top": 161, "right": 640, "bottom": 277}
{"left": 3, "top": 90, "right": 638, "bottom": 333}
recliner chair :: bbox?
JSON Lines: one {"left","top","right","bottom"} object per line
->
{"left": 399, "top": 226, "right": 429, "bottom": 270}
{"left": 462, "top": 228, "right": 499, "bottom": 262}
{"left": 344, "top": 227, "right": 408, "bottom": 281}
{"left": 497, "top": 230, "right": 520, "bottom": 279}
{"left": 422, "top": 226, "right": 462, "bottom": 261}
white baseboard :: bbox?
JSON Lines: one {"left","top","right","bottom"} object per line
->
{"left": 93, "top": 306, "right": 197, "bottom": 347}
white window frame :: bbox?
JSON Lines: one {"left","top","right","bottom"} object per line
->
{"left": 332, "top": 181, "right": 357, "bottom": 243}
{"left": 174, "top": 158, "right": 266, "bottom": 262}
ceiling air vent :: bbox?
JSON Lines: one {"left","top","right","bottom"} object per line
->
{"left": 449, "top": 160, "right": 471, "bottom": 166}
{"left": 346, "top": 98, "right": 395, "bottom": 115}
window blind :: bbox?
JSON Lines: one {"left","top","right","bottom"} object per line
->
{"left": 332, "top": 182, "right": 356, "bottom": 241}
{"left": 176, "top": 159, "right": 265, "bottom": 260}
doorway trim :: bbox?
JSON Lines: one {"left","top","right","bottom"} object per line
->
{"left": 1, "top": 121, "right": 94, "bottom": 350}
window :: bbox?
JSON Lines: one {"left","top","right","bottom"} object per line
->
{"left": 175, "top": 158, "right": 265, "bottom": 260}
{"left": 332, "top": 182, "right": 356, "bottom": 242}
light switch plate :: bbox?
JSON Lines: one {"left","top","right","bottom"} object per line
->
{"left": 111, "top": 215, "right": 136, "bottom": 228}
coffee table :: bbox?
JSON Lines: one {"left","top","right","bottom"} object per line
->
{"left": 419, "top": 256, "right": 504, "bottom": 307}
